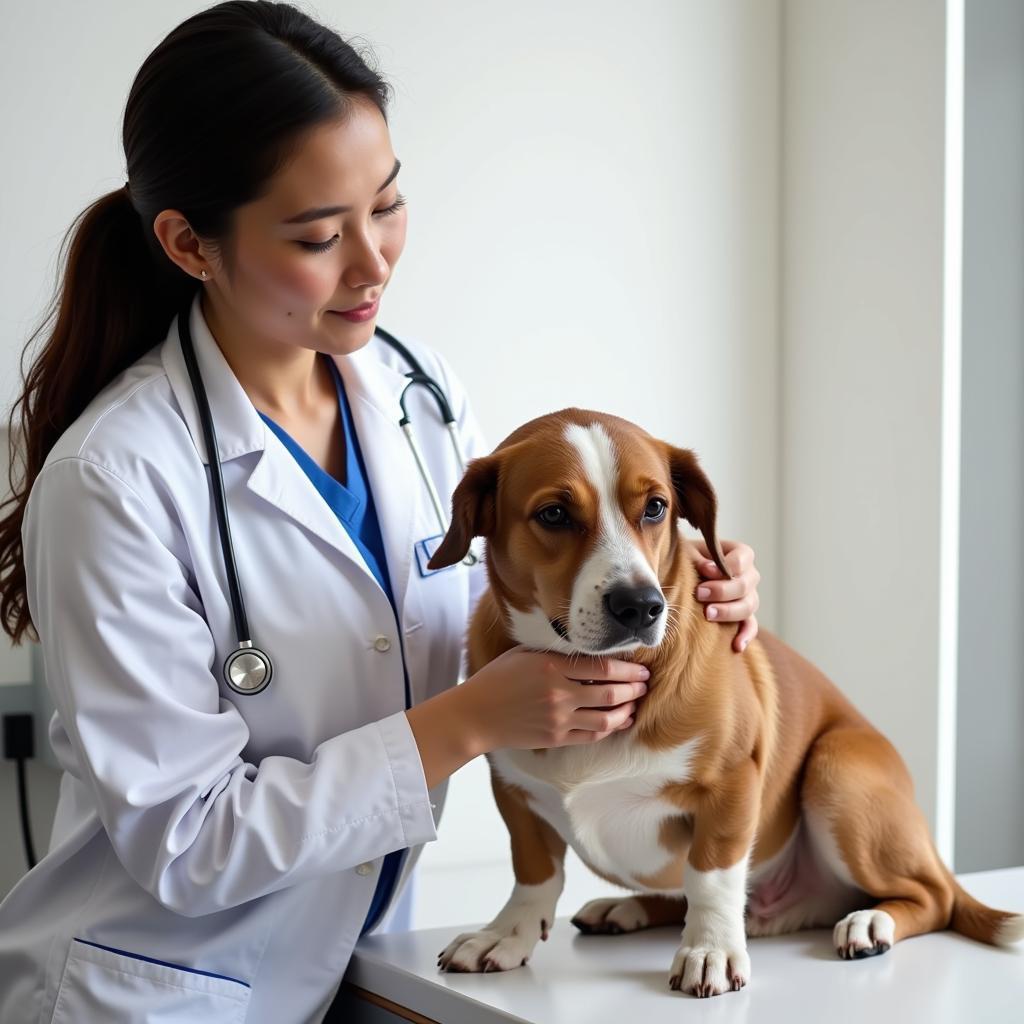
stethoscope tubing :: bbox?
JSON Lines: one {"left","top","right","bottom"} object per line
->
{"left": 178, "top": 304, "right": 252, "bottom": 644}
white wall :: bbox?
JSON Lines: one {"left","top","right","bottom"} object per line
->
{"left": 780, "top": 0, "right": 953, "bottom": 857}
{"left": 956, "top": 0, "right": 1024, "bottom": 872}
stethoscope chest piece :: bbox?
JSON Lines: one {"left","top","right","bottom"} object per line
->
{"left": 225, "top": 643, "right": 273, "bottom": 695}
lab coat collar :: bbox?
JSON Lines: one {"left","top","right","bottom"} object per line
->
{"left": 161, "top": 290, "right": 262, "bottom": 466}
{"left": 161, "top": 291, "right": 421, "bottom": 615}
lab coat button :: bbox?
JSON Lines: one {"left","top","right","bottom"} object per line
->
{"left": 373, "top": 635, "right": 392, "bottom": 653}
{"left": 356, "top": 862, "right": 373, "bottom": 876}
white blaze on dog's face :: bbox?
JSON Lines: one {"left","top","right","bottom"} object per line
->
{"left": 516, "top": 420, "right": 668, "bottom": 655}
{"left": 428, "top": 409, "right": 727, "bottom": 657}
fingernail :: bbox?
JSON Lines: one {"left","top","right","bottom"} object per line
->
{"left": 638, "top": 667, "right": 650, "bottom": 680}
{"left": 696, "top": 586, "right": 711, "bottom": 600}
{"left": 704, "top": 562, "right": 717, "bottom": 575}
{"left": 638, "top": 683, "right": 648, "bottom": 695}
{"left": 707, "top": 606, "right": 719, "bottom": 620}
{"left": 741, "top": 639, "right": 749, "bottom": 651}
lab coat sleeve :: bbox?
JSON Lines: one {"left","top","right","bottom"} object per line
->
{"left": 23, "top": 456, "right": 438, "bottom": 917}
{"left": 429, "top": 348, "right": 492, "bottom": 640}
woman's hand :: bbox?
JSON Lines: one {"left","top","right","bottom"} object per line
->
{"left": 690, "top": 538, "right": 760, "bottom": 653}
{"left": 458, "top": 646, "right": 650, "bottom": 755}
{"left": 407, "top": 647, "right": 649, "bottom": 788}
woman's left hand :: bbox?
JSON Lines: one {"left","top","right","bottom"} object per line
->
{"left": 690, "top": 538, "right": 760, "bottom": 653}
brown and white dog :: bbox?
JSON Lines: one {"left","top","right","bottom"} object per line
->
{"left": 426, "top": 408, "right": 1024, "bottom": 997}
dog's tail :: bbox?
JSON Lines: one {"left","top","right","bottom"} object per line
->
{"left": 948, "top": 879, "right": 1024, "bottom": 946}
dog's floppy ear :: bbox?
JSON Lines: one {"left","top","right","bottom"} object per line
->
{"left": 427, "top": 453, "right": 500, "bottom": 570}
{"left": 666, "top": 445, "right": 731, "bottom": 579}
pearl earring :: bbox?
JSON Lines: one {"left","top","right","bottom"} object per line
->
{"left": 200, "top": 270, "right": 208, "bottom": 280}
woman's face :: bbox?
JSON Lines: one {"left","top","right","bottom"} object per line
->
{"left": 203, "top": 97, "right": 407, "bottom": 357}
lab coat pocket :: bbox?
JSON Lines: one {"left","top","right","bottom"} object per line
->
{"left": 51, "top": 938, "right": 252, "bottom": 1024}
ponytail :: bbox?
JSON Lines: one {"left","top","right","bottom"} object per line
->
{"left": 1, "top": 184, "right": 194, "bottom": 644}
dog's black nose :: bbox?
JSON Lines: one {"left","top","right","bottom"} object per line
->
{"left": 604, "top": 585, "right": 664, "bottom": 630}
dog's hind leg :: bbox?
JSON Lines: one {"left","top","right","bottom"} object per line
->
{"left": 571, "top": 893, "right": 687, "bottom": 934}
{"left": 800, "top": 724, "right": 955, "bottom": 959}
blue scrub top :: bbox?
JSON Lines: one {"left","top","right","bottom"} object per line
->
{"left": 257, "top": 353, "right": 408, "bottom": 937}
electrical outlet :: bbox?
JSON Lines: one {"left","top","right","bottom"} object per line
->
{"left": 3, "top": 713, "right": 34, "bottom": 761}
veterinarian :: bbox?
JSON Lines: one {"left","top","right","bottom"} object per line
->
{"left": 0, "top": 4, "right": 761, "bottom": 1022}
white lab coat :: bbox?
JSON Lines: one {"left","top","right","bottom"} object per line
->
{"left": 0, "top": 291, "right": 489, "bottom": 1023}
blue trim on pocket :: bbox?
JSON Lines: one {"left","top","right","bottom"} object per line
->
{"left": 72, "top": 938, "right": 251, "bottom": 989}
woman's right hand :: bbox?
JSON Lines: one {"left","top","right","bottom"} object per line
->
{"left": 458, "top": 645, "right": 650, "bottom": 754}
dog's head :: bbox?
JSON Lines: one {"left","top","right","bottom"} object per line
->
{"left": 428, "top": 409, "right": 729, "bottom": 656}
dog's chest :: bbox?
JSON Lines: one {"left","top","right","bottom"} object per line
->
{"left": 489, "top": 734, "right": 700, "bottom": 891}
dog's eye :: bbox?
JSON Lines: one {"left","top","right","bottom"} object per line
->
{"left": 536, "top": 505, "right": 572, "bottom": 528}
{"left": 644, "top": 498, "right": 668, "bottom": 522}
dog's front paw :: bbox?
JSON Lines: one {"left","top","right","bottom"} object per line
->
{"left": 438, "top": 916, "right": 549, "bottom": 973}
{"left": 668, "top": 939, "right": 750, "bottom": 997}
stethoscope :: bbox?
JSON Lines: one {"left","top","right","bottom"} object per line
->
{"left": 177, "top": 295, "right": 476, "bottom": 697}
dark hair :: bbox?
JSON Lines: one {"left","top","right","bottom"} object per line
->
{"left": 0, "top": 1, "right": 391, "bottom": 643}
